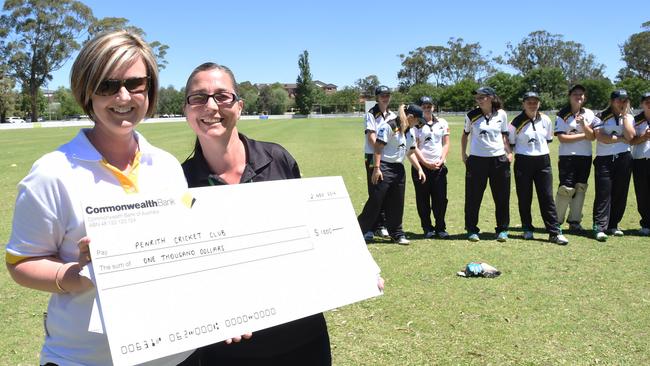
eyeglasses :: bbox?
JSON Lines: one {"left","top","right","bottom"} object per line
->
{"left": 95, "top": 76, "right": 150, "bottom": 96}
{"left": 186, "top": 92, "right": 240, "bottom": 106}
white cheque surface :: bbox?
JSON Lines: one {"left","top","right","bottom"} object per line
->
{"left": 83, "top": 176, "right": 381, "bottom": 366}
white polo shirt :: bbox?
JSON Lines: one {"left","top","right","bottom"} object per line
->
{"left": 593, "top": 108, "right": 633, "bottom": 156}
{"left": 364, "top": 104, "right": 396, "bottom": 154}
{"left": 376, "top": 118, "right": 415, "bottom": 163}
{"left": 6, "top": 129, "right": 191, "bottom": 366}
{"left": 554, "top": 106, "right": 595, "bottom": 156}
{"left": 508, "top": 112, "right": 553, "bottom": 156}
{"left": 632, "top": 112, "right": 650, "bottom": 159}
{"left": 415, "top": 118, "right": 450, "bottom": 163}
{"left": 464, "top": 108, "right": 509, "bottom": 157}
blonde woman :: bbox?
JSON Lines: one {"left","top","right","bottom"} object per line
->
{"left": 358, "top": 104, "right": 426, "bottom": 245}
{"left": 5, "top": 31, "right": 197, "bottom": 365}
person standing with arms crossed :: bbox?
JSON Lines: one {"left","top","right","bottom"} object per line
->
{"left": 554, "top": 84, "right": 596, "bottom": 232}
{"left": 412, "top": 96, "right": 450, "bottom": 239}
{"left": 362, "top": 85, "right": 395, "bottom": 240}
{"left": 509, "top": 92, "right": 569, "bottom": 244}
{"left": 461, "top": 87, "right": 513, "bottom": 242}
{"left": 358, "top": 104, "right": 427, "bottom": 245}
{"left": 629, "top": 92, "right": 650, "bottom": 236}
{"left": 592, "top": 89, "right": 636, "bottom": 242}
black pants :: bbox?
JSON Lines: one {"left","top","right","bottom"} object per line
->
{"left": 514, "top": 154, "right": 561, "bottom": 235}
{"left": 358, "top": 161, "right": 406, "bottom": 239}
{"left": 633, "top": 158, "right": 650, "bottom": 228}
{"left": 593, "top": 152, "right": 633, "bottom": 232}
{"left": 558, "top": 155, "right": 592, "bottom": 187}
{"left": 364, "top": 153, "right": 386, "bottom": 230}
{"left": 464, "top": 155, "right": 510, "bottom": 234}
{"left": 411, "top": 165, "right": 448, "bottom": 232}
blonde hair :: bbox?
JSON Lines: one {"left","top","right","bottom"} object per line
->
{"left": 70, "top": 30, "right": 159, "bottom": 119}
{"left": 396, "top": 104, "right": 411, "bottom": 133}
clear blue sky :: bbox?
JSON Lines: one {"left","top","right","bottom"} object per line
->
{"left": 45, "top": 0, "right": 648, "bottom": 91}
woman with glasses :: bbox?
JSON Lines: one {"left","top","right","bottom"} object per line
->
{"left": 508, "top": 92, "right": 569, "bottom": 245}
{"left": 592, "top": 89, "right": 636, "bottom": 242}
{"left": 5, "top": 31, "right": 198, "bottom": 365}
{"left": 412, "top": 96, "right": 450, "bottom": 239}
{"left": 181, "top": 62, "right": 338, "bottom": 365}
{"left": 461, "top": 87, "right": 512, "bottom": 242}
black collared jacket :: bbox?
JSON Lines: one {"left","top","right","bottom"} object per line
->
{"left": 181, "top": 133, "right": 329, "bottom": 357}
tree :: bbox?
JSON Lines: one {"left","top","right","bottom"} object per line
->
{"left": 618, "top": 21, "right": 650, "bottom": 80}
{"left": 1, "top": 0, "right": 94, "bottom": 122}
{"left": 0, "top": 65, "right": 19, "bottom": 123}
{"left": 500, "top": 30, "right": 605, "bottom": 83}
{"left": 87, "top": 17, "right": 169, "bottom": 70}
{"left": 577, "top": 78, "right": 613, "bottom": 110}
{"left": 485, "top": 72, "right": 525, "bottom": 111}
{"left": 522, "top": 67, "right": 567, "bottom": 110}
{"left": 238, "top": 81, "right": 259, "bottom": 115}
{"left": 53, "top": 86, "right": 83, "bottom": 119}
{"left": 295, "top": 50, "right": 315, "bottom": 115}
{"left": 406, "top": 83, "right": 443, "bottom": 107}
{"left": 157, "top": 85, "right": 184, "bottom": 116}
{"left": 616, "top": 77, "right": 650, "bottom": 107}
{"left": 257, "top": 83, "right": 289, "bottom": 115}
{"left": 322, "top": 87, "right": 360, "bottom": 113}
{"left": 438, "top": 79, "right": 479, "bottom": 112}
{"left": 354, "top": 75, "right": 380, "bottom": 98}
{"left": 398, "top": 38, "right": 494, "bottom": 90}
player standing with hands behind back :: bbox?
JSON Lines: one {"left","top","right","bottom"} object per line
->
{"left": 554, "top": 84, "right": 596, "bottom": 232}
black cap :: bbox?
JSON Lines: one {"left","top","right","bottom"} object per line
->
{"left": 569, "top": 84, "right": 586, "bottom": 94}
{"left": 405, "top": 104, "right": 426, "bottom": 124}
{"left": 641, "top": 92, "right": 650, "bottom": 102}
{"left": 418, "top": 96, "right": 433, "bottom": 106}
{"left": 473, "top": 86, "right": 496, "bottom": 97}
{"left": 375, "top": 85, "right": 390, "bottom": 96}
{"left": 522, "top": 91, "right": 540, "bottom": 101}
{"left": 610, "top": 89, "right": 629, "bottom": 100}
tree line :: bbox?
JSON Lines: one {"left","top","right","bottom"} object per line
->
{"left": 1, "top": 1, "right": 648, "bottom": 121}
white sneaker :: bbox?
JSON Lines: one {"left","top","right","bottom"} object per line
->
{"left": 609, "top": 228, "right": 624, "bottom": 237}
{"left": 424, "top": 230, "right": 436, "bottom": 239}
{"left": 595, "top": 232, "right": 608, "bottom": 242}
{"left": 523, "top": 231, "right": 534, "bottom": 240}
{"left": 394, "top": 236, "right": 410, "bottom": 245}
{"left": 639, "top": 227, "right": 650, "bottom": 236}
{"left": 375, "top": 227, "right": 390, "bottom": 238}
{"left": 437, "top": 231, "right": 450, "bottom": 239}
{"left": 550, "top": 234, "right": 569, "bottom": 245}
{"left": 363, "top": 231, "right": 374, "bottom": 242}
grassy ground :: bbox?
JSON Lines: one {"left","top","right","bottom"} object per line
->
{"left": 1, "top": 117, "right": 649, "bottom": 365}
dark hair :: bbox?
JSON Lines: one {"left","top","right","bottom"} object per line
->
{"left": 184, "top": 62, "right": 239, "bottom": 98}
{"left": 490, "top": 95, "right": 503, "bottom": 110}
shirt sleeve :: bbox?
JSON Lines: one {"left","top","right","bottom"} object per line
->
{"left": 554, "top": 116, "right": 568, "bottom": 135}
{"left": 545, "top": 116, "right": 554, "bottom": 141}
{"left": 507, "top": 124, "right": 516, "bottom": 146}
{"left": 440, "top": 119, "right": 450, "bottom": 136}
{"left": 376, "top": 123, "right": 389, "bottom": 144}
{"left": 591, "top": 116, "right": 603, "bottom": 130}
{"left": 364, "top": 113, "right": 375, "bottom": 133}
{"left": 463, "top": 115, "right": 472, "bottom": 134}
{"left": 500, "top": 110, "right": 509, "bottom": 134}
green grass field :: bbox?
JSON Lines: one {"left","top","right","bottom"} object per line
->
{"left": 1, "top": 117, "right": 649, "bottom": 365}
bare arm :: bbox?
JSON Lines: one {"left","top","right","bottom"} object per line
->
{"left": 7, "top": 257, "right": 92, "bottom": 294}
{"left": 407, "top": 149, "right": 426, "bottom": 182}
{"left": 630, "top": 128, "right": 650, "bottom": 145}
{"left": 622, "top": 115, "right": 636, "bottom": 142}
{"left": 461, "top": 133, "right": 469, "bottom": 163}
{"left": 371, "top": 142, "right": 385, "bottom": 185}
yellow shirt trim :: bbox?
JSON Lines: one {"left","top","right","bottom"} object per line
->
{"left": 100, "top": 151, "right": 142, "bottom": 194}
{"left": 6, "top": 252, "right": 30, "bottom": 265}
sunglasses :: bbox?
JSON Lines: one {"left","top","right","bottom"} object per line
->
{"left": 95, "top": 76, "right": 150, "bottom": 96}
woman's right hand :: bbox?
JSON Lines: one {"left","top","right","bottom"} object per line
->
{"left": 462, "top": 153, "right": 468, "bottom": 165}
{"left": 371, "top": 167, "right": 383, "bottom": 185}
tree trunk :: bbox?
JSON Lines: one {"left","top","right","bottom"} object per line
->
{"left": 30, "top": 80, "right": 39, "bottom": 123}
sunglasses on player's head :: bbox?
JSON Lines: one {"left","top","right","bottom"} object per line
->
{"left": 95, "top": 76, "right": 150, "bottom": 96}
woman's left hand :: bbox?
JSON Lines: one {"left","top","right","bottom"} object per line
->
{"left": 417, "top": 169, "right": 426, "bottom": 183}
{"left": 77, "top": 237, "right": 92, "bottom": 268}
{"left": 224, "top": 333, "right": 253, "bottom": 344}
{"left": 377, "top": 276, "right": 385, "bottom": 291}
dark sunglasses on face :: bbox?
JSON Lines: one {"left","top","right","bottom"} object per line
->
{"left": 186, "top": 92, "right": 240, "bottom": 106}
{"left": 95, "top": 76, "right": 151, "bottom": 96}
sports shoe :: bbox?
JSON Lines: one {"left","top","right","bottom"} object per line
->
{"left": 523, "top": 231, "right": 534, "bottom": 240}
{"left": 568, "top": 223, "right": 584, "bottom": 231}
{"left": 595, "top": 231, "right": 608, "bottom": 242}
{"left": 363, "top": 231, "right": 374, "bottom": 242}
{"left": 496, "top": 231, "right": 508, "bottom": 242}
{"left": 437, "top": 231, "right": 450, "bottom": 239}
{"left": 550, "top": 234, "right": 569, "bottom": 245}
{"left": 424, "top": 230, "right": 436, "bottom": 239}
{"left": 608, "top": 228, "right": 624, "bottom": 237}
{"left": 467, "top": 233, "right": 480, "bottom": 242}
{"left": 375, "top": 227, "right": 390, "bottom": 238}
{"left": 639, "top": 227, "right": 650, "bottom": 236}
{"left": 394, "top": 236, "right": 410, "bottom": 245}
